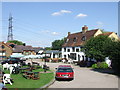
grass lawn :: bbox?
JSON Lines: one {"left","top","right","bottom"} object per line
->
{"left": 2, "top": 66, "right": 54, "bottom": 89}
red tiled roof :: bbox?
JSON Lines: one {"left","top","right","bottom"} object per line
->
{"left": 0, "top": 42, "right": 13, "bottom": 50}
{"left": 62, "top": 29, "right": 99, "bottom": 47}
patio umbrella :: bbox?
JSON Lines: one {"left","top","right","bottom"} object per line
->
{"left": 23, "top": 55, "right": 40, "bottom": 59}
{"left": 10, "top": 53, "right": 25, "bottom": 58}
{"left": 23, "top": 55, "right": 41, "bottom": 65}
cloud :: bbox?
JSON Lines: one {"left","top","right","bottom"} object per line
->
{"left": 51, "top": 12, "right": 61, "bottom": 16}
{"left": 51, "top": 10, "right": 72, "bottom": 16}
{"left": 60, "top": 10, "right": 72, "bottom": 13}
{"left": 76, "top": 13, "right": 88, "bottom": 18}
{"left": 51, "top": 32, "right": 59, "bottom": 35}
{"left": 40, "top": 30, "right": 59, "bottom": 36}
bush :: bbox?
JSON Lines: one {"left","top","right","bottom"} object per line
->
{"left": 92, "top": 62, "right": 108, "bottom": 69}
{"left": 92, "top": 64, "right": 98, "bottom": 69}
{"left": 98, "top": 62, "right": 108, "bottom": 69}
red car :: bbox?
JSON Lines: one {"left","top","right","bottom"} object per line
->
{"left": 55, "top": 65, "right": 74, "bottom": 80}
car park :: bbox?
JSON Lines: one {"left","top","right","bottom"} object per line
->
{"left": 55, "top": 65, "right": 74, "bottom": 80}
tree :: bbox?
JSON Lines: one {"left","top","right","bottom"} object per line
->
{"left": 105, "top": 41, "right": 120, "bottom": 74}
{"left": 7, "top": 40, "right": 25, "bottom": 45}
{"left": 82, "top": 35, "right": 113, "bottom": 62}
{"left": 45, "top": 47, "right": 52, "bottom": 50}
{"left": 52, "top": 38, "right": 66, "bottom": 50}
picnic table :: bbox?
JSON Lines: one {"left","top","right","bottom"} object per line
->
{"left": 23, "top": 71, "right": 39, "bottom": 80}
{"left": 19, "top": 67, "right": 30, "bottom": 73}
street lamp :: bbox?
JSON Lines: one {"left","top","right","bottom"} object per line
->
{"left": 43, "top": 51, "right": 47, "bottom": 72}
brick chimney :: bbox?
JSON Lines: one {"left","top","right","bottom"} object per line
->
{"left": 68, "top": 32, "right": 71, "bottom": 35}
{"left": 82, "top": 25, "right": 88, "bottom": 34}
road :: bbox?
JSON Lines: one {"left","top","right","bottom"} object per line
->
{"left": 28, "top": 59, "right": 118, "bottom": 88}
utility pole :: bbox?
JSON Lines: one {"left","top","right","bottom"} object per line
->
{"left": 7, "top": 13, "right": 13, "bottom": 41}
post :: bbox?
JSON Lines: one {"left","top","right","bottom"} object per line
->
{"left": 44, "top": 52, "right": 46, "bottom": 72}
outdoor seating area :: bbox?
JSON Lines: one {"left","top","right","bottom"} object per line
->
{"left": 0, "top": 58, "right": 53, "bottom": 87}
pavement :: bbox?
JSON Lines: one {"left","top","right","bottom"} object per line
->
{"left": 26, "top": 59, "right": 118, "bottom": 88}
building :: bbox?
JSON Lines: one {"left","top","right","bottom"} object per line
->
{"left": 33, "top": 47, "right": 44, "bottom": 55}
{"left": 44, "top": 50, "right": 61, "bottom": 59}
{"left": 62, "top": 25, "right": 119, "bottom": 62}
{"left": 0, "top": 42, "right": 13, "bottom": 60}
{"left": 12, "top": 45, "right": 36, "bottom": 55}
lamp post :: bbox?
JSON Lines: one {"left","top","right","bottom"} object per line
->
{"left": 43, "top": 51, "right": 46, "bottom": 72}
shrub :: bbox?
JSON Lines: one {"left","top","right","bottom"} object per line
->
{"left": 92, "top": 62, "right": 108, "bottom": 69}
{"left": 92, "top": 64, "right": 98, "bottom": 69}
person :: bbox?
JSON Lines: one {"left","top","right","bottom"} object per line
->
{"left": 0, "top": 83, "right": 7, "bottom": 90}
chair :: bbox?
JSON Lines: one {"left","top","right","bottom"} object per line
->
{"left": 32, "top": 72, "right": 39, "bottom": 80}
{"left": 22, "top": 72, "right": 30, "bottom": 79}
{"left": 3, "top": 74, "right": 13, "bottom": 85}
{"left": 9, "top": 66, "right": 14, "bottom": 74}
{"left": 2, "top": 63, "right": 10, "bottom": 70}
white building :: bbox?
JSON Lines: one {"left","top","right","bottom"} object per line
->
{"left": 62, "top": 25, "right": 103, "bottom": 62}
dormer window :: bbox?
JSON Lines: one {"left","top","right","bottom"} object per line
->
{"left": 1, "top": 45, "right": 5, "bottom": 49}
{"left": 73, "top": 37, "right": 77, "bottom": 42}
{"left": 82, "top": 36, "right": 86, "bottom": 41}
{"left": 65, "top": 39, "right": 69, "bottom": 43}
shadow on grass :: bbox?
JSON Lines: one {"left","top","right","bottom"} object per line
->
{"left": 90, "top": 68, "right": 117, "bottom": 75}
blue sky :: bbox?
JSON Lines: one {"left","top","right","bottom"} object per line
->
{"left": 1, "top": 2, "right": 118, "bottom": 47}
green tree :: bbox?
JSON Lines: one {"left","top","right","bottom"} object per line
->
{"left": 105, "top": 41, "right": 120, "bottom": 74}
{"left": 82, "top": 35, "right": 113, "bottom": 62}
{"left": 7, "top": 40, "right": 25, "bottom": 45}
{"left": 45, "top": 47, "right": 52, "bottom": 50}
{"left": 52, "top": 38, "right": 66, "bottom": 50}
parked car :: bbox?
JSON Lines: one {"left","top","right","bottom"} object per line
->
{"left": 55, "top": 65, "right": 74, "bottom": 80}
{"left": 1, "top": 57, "right": 23, "bottom": 65}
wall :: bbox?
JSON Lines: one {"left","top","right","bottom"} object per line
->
{"left": 62, "top": 46, "right": 86, "bottom": 61}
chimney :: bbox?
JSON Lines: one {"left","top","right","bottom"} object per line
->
{"left": 82, "top": 25, "right": 88, "bottom": 34}
{"left": 68, "top": 32, "right": 71, "bottom": 35}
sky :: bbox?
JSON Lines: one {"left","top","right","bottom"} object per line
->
{"left": 1, "top": 2, "right": 118, "bottom": 47}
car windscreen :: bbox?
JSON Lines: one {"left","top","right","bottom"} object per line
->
{"left": 57, "top": 68, "right": 73, "bottom": 72}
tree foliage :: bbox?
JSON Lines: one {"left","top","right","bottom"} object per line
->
{"left": 105, "top": 41, "right": 120, "bottom": 74}
{"left": 45, "top": 47, "right": 52, "bottom": 50}
{"left": 52, "top": 38, "right": 66, "bottom": 50}
{"left": 7, "top": 40, "right": 25, "bottom": 45}
{"left": 82, "top": 35, "right": 113, "bottom": 62}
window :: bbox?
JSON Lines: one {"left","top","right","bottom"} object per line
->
{"left": 0, "top": 51, "right": 5, "bottom": 53}
{"left": 72, "top": 47, "right": 75, "bottom": 52}
{"left": 64, "top": 48, "right": 66, "bottom": 52}
{"left": 76, "top": 49, "right": 79, "bottom": 52}
{"left": 1, "top": 45, "right": 5, "bottom": 49}
{"left": 73, "top": 37, "right": 77, "bottom": 42}
{"left": 82, "top": 36, "right": 86, "bottom": 41}
{"left": 65, "top": 39, "right": 69, "bottom": 43}
{"left": 67, "top": 49, "right": 70, "bottom": 52}
{"left": 64, "top": 55, "right": 66, "bottom": 58}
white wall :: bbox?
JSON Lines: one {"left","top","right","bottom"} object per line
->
{"left": 62, "top": 47, "right": 86, "bottom": 61}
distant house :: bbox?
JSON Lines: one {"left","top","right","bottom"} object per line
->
{"left": 0, "top": 42, "right": 13, "bottom": 59}
{"left": 62, "top": 25, "right": 119, "bottom": 62}
{"left": 44, "top": 50, "right": 61, "bottom": 59}
{"left": 12, "top": 45, "right": 36, "bottom": 55}
{"left": 33, "top": 47, "right": 44, "bottom": 55}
